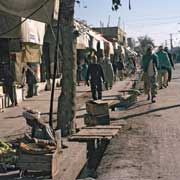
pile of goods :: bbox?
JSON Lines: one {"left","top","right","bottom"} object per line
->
{"left": 16, "top": 108, "right": 58, "bottom": 177}
{"left": 118, "top": 89, "right": 140, "bottom": 109}
{"left": 0, "top": 140, "right": 16, "bottom": 172}
{"left": 18, "top": 109, "right": 57, "bottom": 154}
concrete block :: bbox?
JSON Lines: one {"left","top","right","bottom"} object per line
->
{"left": 86, "top": 100, "right": 109, "bottom": 116}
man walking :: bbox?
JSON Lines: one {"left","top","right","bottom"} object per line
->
{"left": 164, "top": 47, "right": 175, "bottom": 82}
{"left": 117, "top": 59, "right": 125, "bottom": 81}
{"left": 86, "top": 56, "right": 105, "bottom": 100}
{"left": 157, "top": 46, "right": 171, "bottom": 89}
{"left": 141, "top": 45, "right": 159, "bottom": 103}
{"left": 101, "top": 54, "right": 114, "bottom": 90}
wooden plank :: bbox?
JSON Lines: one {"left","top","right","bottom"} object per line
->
{"left": 53, "top": 141, "right": 87, "bottom": 180}
{"left": 84, "top": 114, "right": 110, "bottom": 126}
{"left": 16, "top": 162, "right": 51, "bottom": 171}
{"left": 18, "top": 153, "right": 53, "bottom": 163}
{"left": 102, "top": 100, "right": 120, "bottom": 106}
{"left": 73, "top": 129, "right": 119, "bottom": 137}
{"left": 83, "top": 125, "right": 122, "bottom": 130}
{"left": 69, "top": 135, "right": 112, "bottom": 141}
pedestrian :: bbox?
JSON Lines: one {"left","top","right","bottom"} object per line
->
{"left": 117, "top": 58, "right": 125, "bottom": 81}
{"left": 77, "top": 61, "right": 82, "bottom": 86}
{"left": 164, "top": 47, "right": 175, "bottom": 82}
{"left": 157, "top": 46, "right": 171, "bottom": 89}
{"left": 112, "top": 54, "right": 118, "bottom": 81}
{"left": 101, "top": 54, "right": 114, "bottom": 90}
{"left": 81, "top": 60, "right": 88, "bottom": 82}
{"left": 141, "top": 45, "right": 159, "bottom": 103}
{"left": 4, "top": 70, "right": 17, "bottom": 107}
{"left": 26, "top": 64, "right": 38, "bottom": 98}
{"left": 86, "top": 55, "right": 105, "bottom": 100}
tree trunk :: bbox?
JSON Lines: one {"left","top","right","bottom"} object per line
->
{"left": 57, "top": 0, "right": 77, "bottom": 137}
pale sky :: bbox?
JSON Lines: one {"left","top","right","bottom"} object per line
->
{"left": 75, "top": 0, "right": 180, "bottom": 47}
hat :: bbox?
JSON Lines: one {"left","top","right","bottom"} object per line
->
{"left": 146, "top": 44, "right": 153, "bottom": 50}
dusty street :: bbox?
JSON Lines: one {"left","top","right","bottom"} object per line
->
{"left": 0, "top": 85, "right": 90, "bottom": 141}
{"left": 97, "top": 64, "right": 180, "bottom": 180}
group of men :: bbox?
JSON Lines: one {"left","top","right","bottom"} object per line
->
{"left": 141, "top": 45, "right": 174, "bottom": 103}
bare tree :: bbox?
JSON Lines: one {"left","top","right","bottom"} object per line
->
{"left": 136, "top": 35, "right": 155, "bottom": 54}
{"left": 57, "top": 0, "right": 77, "bottom": 136}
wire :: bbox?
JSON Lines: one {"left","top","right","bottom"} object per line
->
{"left": 0, "top": 0, "right": 50, "bottom": 37}
{"left": 126, "top": 15, "right": 180, "bottom": 23}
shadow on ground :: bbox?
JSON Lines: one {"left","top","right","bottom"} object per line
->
{"left": 112, "top": 104, "right": 180, "bottom": 120}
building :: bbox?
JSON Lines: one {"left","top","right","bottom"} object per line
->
{"left": 93, "top": 26, "right": 126, "bottom": 46}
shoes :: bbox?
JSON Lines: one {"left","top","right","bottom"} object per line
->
{"left": 152, "top": 99, "right": 156, "bottom": 103}
{"left": 151, "top": 96, "right": 156, "bottom": 103}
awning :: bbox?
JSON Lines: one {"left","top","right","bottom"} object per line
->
{"left": 74, "top": 21, "right": 90, "bottom": 49}
{"left": 76, "top": 33, "right": 89, "bottom": 49}
{"left": 0, "top": 0, "right": 58, "bottom": 24}
{"left": 88, "top": 31, "right": 114, "bottom": 54}
{"left": 21, "top": 18, "right": 46, "bottom": 45}
{"left": 0, "top": 12, "right": 21, "bottom": 38}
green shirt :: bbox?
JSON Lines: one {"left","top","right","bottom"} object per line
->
{"left": 156, "top": 50, "right": 171, "bottom": 69}
{"left": 141, "top": 53, "right": 159, "bottom": 73}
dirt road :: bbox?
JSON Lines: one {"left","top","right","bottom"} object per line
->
{"left": 97, "top": 64, "right": 180, "bottom": 180}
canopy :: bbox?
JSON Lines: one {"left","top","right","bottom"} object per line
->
{"left": 0, "top": 12, "right": 20, "bottom": 38}
{"left": 21, "top": 18, "right": 46, "bottom": 45}
{"left": 0, "top": 0, "right": 58, "bottom": 23}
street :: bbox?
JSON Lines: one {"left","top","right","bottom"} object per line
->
{"left": 0, "top": 1, "right": 180, "bottom": 180}
{"left": 97, "top": 64, "right": 180, "bottom": 180}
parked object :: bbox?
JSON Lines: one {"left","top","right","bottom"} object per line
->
{"left": 118, "top": 89, "right": 139, "bottom": 109}
{"left": 85, "top": 100, "right": 110, "bottom": 126}
{"left": 86, "top": 100, "right": 109, "bottom": 116}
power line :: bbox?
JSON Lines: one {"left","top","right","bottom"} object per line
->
{"left": 126, "top": 15, "right": 180, "bottom": 23}
{"left": 127, "top": 20, "right": 180, "bottom": 27}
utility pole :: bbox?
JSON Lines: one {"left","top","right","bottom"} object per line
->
{"left": 107, "top": 15, "right": 111, "bottom": 27}
{"left": 117, "top": 16, "right": 121, "bottom": 27}
{"left": 170, "top": 33, "right": 173, "bottom": 50}
{"left": 165, "top": 40, "right": 168, "bottom": 47}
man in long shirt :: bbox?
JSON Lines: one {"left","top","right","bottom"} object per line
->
{"left": 141, "top": 45, "right": 159, "bottom": 103}
{"left": 101, "top": 55, "right": 114, "bottom": 90}
{"left": 86, "top": 56, "right": 105, "bottom": 100}
{"left": 157, "top": 46, "right": 171, "bottom": 88}
{"left": 164, "top": 47, "right": 175, "bottom": 82}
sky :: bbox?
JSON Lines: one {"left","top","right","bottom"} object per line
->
{"left": 75, "top": 0, "right": 180, "bottom": 47}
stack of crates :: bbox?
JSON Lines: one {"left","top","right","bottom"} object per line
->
{"left": 84, "top": 100, "right": 110, "bottom": 126}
